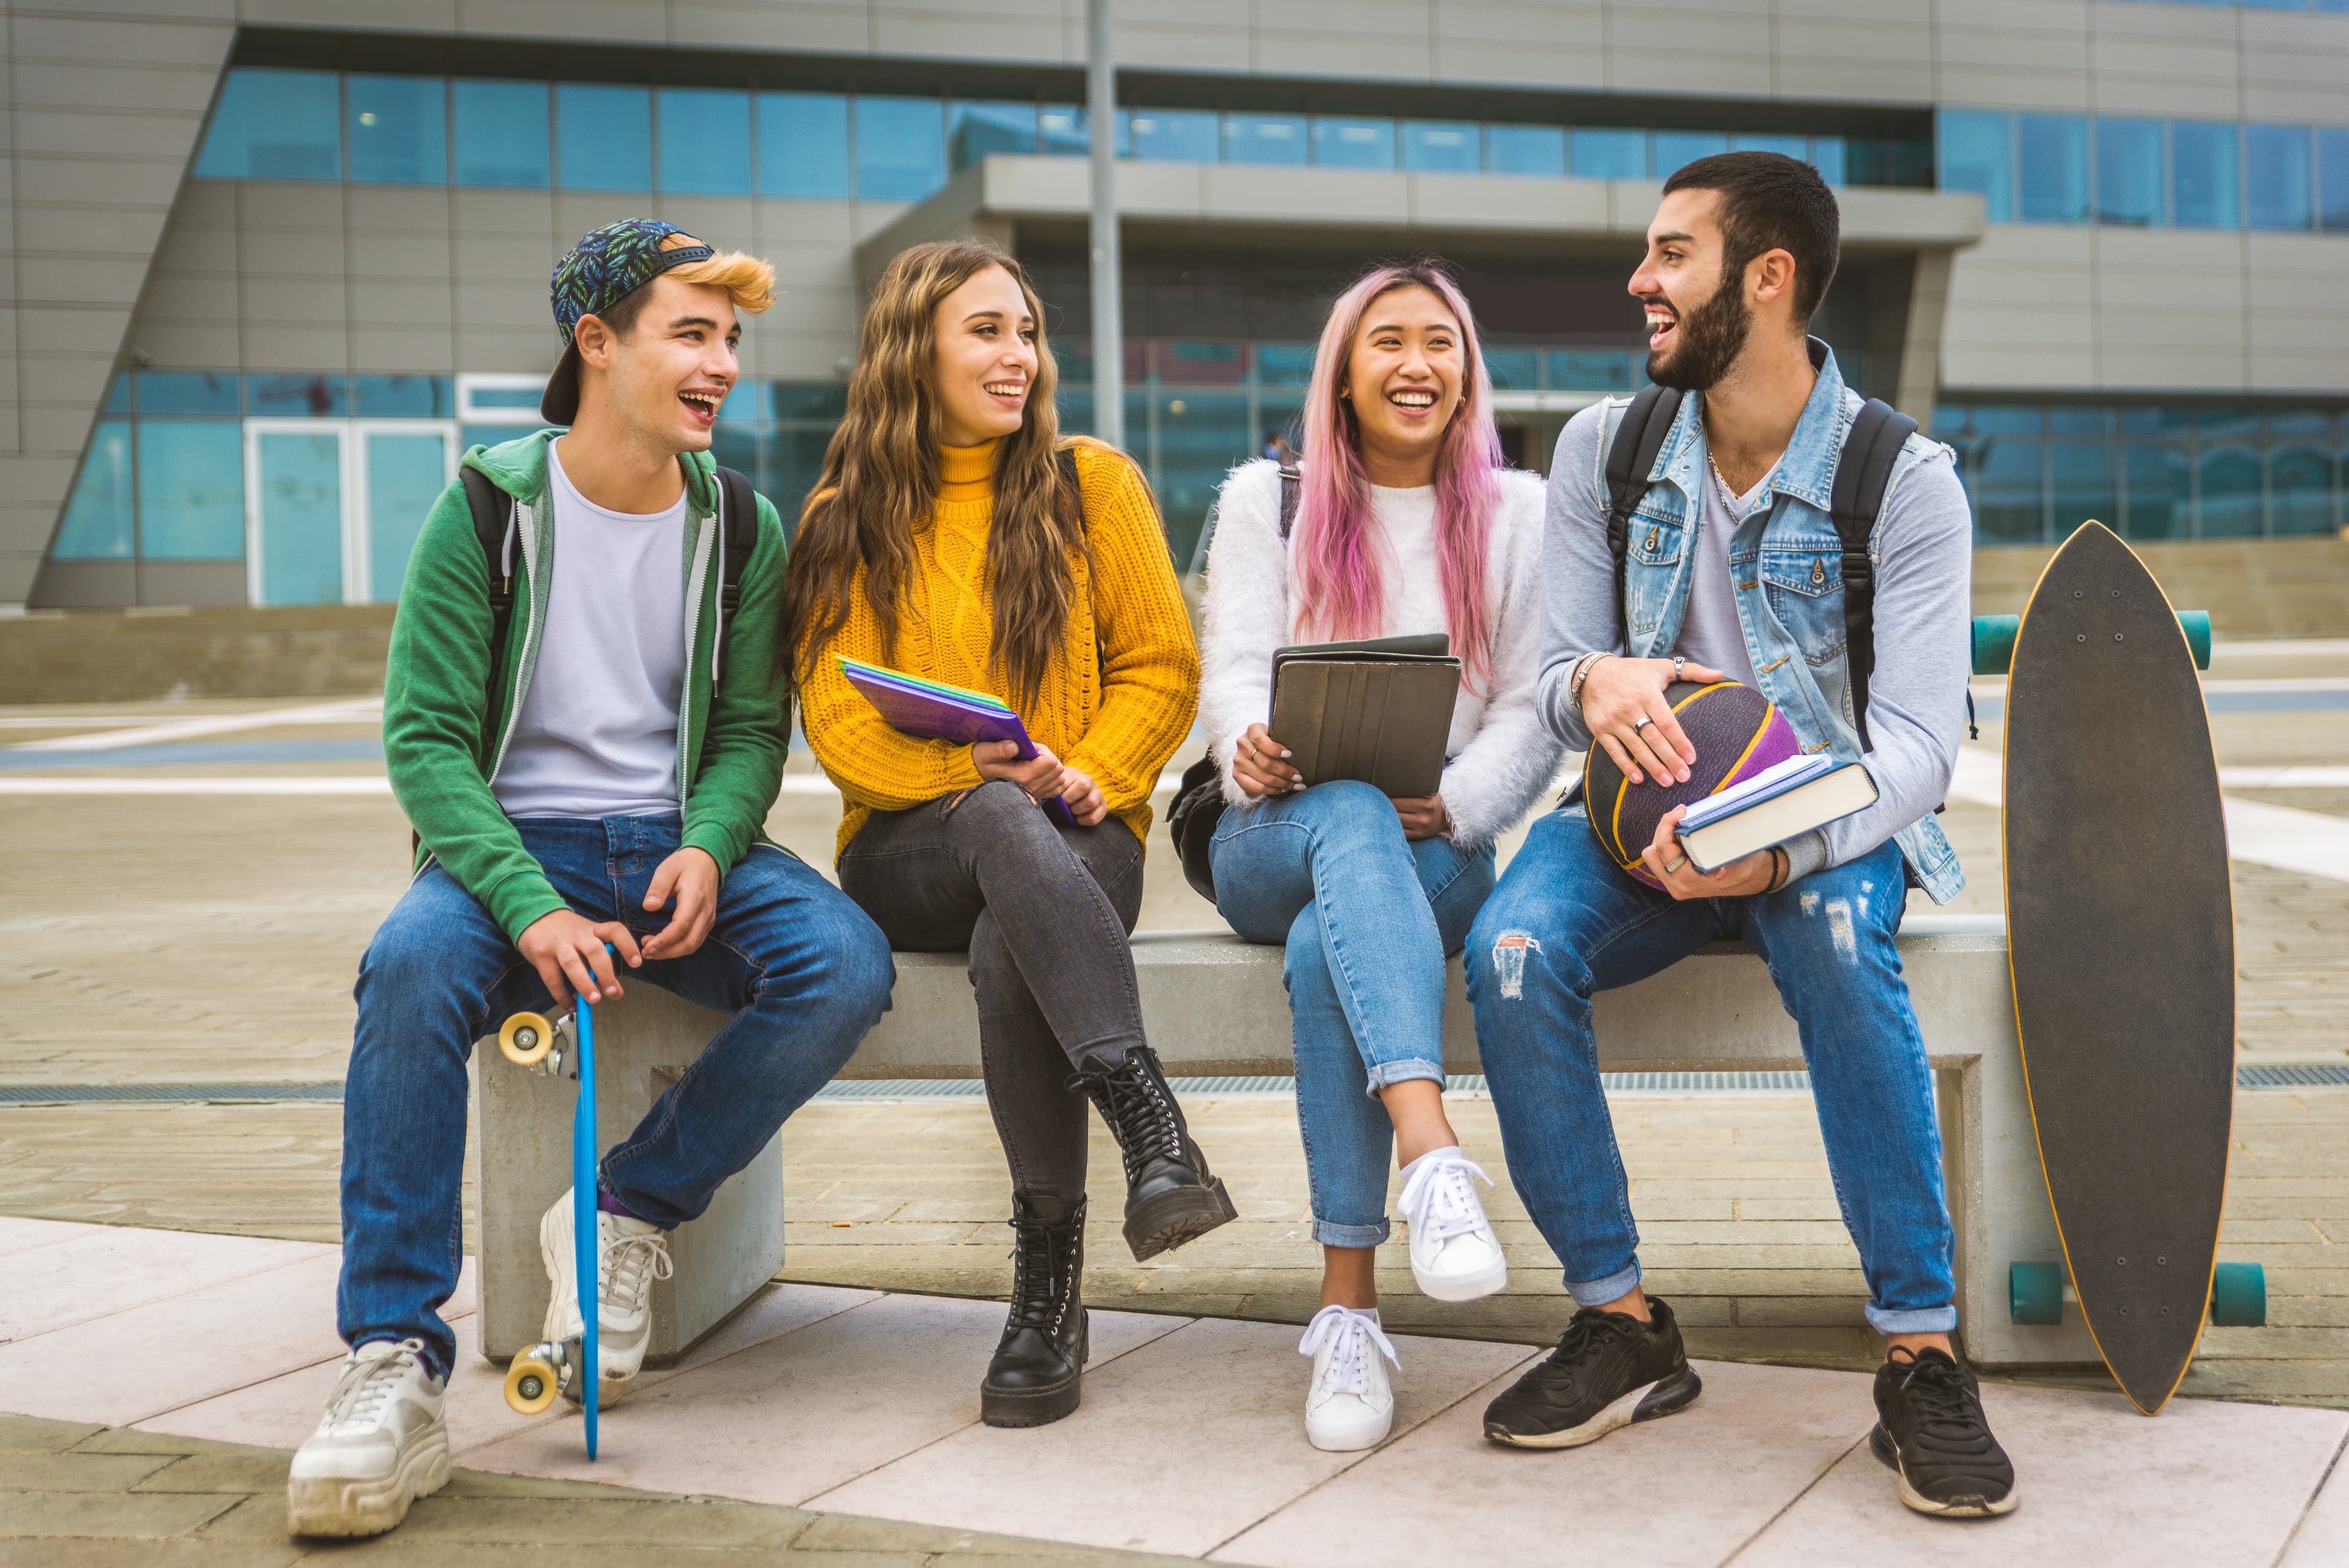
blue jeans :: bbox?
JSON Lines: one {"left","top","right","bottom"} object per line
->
{"left": 1211, "top": 781, "right": 1495, "bottom": 1247}
{"left": 338, "top": 816, "right": 895, "bottom": 1378}
{"left": 1465, "top": 808, "right": 1956, "bottom": 1334}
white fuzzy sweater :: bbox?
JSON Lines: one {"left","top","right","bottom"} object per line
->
{"left": 1198, "top": 459, "right": 1562, "bottom": 849}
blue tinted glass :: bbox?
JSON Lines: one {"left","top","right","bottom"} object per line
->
{"left": 194, "top": 69, "right": 340, "bottom": 181}
{"left": 1653, "top": 130, "right": 1728, "bottom": 179}
{"left": 1733, "top": 133, "right": 1808, "bottom": 159}
{"left": 1486, "top": 124, "right": 1565, "bottom": 177}
{"left": 853, "top": 96, "right": 945, "bottom": 201}
{"left": 2049, "top": 439, "right": 2117, "bottom": 533}
{"left": 351, "top": 374, "right": 451, "bottom": 418}
{"left": 2016, "top": 114, "right": 2088, "bottom": 223}
{"left": 2095, "top": 119, "right": 2164, "bottom": 225}
{"left": 453, "top": 80, "right": 549, "bottom": 188}
{"left": 2323, "top": 128, "right": 2349, "bottom": 232}
{"left": 1810, "top": 137, "right": 1847, "bottom": 186}
{"left": 136, "top": 371, "right": 239, "bottom": 415}
{"left": 759, "top": 92, "right": 848, "bottom": 198}
{"left": 1545, "top": 349, "right": 1632, "bottom": 393}
{"left": 247, "top": 373, "right": 348, "bottom": 418}
{"left": 1930, "top": 405, "right": 1969, "bottom": 440}
{"left": 1972, "top": 405, "right": 2041, "bottom": 434}
{"left": 658, "top": 89, "right": 752, "bottom": 195}
{"left": 347, "top": 75, "right": 445, "bottom": 185}
{"left": 948, "top": 102, "right": 1036, "bottom": 170}
{"left": 2170, "top": 121, "right": 2238, "bottom": 228}
{"left": 2270, "top": 446, "right": 2336, "bottom": 535}
{"left": 1483, "top": 347, "right": 1538, "bottom": 390}
{"left": 1040, "top": 106, "right": 1089, "bottom": 157}
{"left": 2047, "top": 406, "right": 2113, "bottom": 434}
{"left": 556, "top": 84, "right": 651, "bottom": 191}
{"left": 2122, "top": 434, "right": 2188, "bottom": 539}
{"left": 102, "top": 374, "right": 131, "bottom": 415}
{"left": 1572, "top": 127, "right": 1646, "bottom": 180}
{"left": 1969, "top": 432, "right": 2044, "bottom": 543}
{"left": 136, "top": 422, "right": 245, "bottom": 559}
{"left": 1127, "top": 109, "right": 1217, "bottom": 163}
{"left": 770, "top": 382, "right": 848, "bottom": 420}
{"left": 2244, "top": 122, "right": 2314, "bottom": 231}
{"left": 53, "top": 420, "right": 136, "bottom": 560}
{"left": 1313, "top": 117, "right": 1395, "bottom": 169}
{"left": 1402, "top": 121, "right": 1479, "bottom": 173}
{"left": 2198, "top": 447, "right": 2264, "bottom": 537}
{"left": 1253, "top": 343, "right": 1318, "bottom": 388}
{"left": 1937, "top": 110, "right": 2013, "bottom": 221}
{"left": 1225, "top": 114, "right": 1308, "bottom": 166}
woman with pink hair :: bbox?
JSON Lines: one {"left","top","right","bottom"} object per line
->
{"left": 1200, "top": 261, "right": 1561, "bottom": 1451}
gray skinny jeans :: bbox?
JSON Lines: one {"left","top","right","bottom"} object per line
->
{"left": 837, "top": 779, "right": 1148, "bottom": 1197}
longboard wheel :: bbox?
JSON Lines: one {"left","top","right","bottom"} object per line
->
{"left": 2210, "top": 1261, "right": 2266, "bottom": 1328}
{"left": 504, "top": 1345, "right": 565, "bottom": 1414}
{"left": 2009, "top": 1260, "right": 2066, "bottom": 1325}
{"left": 499, "top": 1011, "right": 555, "bottom": 1067}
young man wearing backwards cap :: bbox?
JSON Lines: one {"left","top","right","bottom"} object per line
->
{"left": 1465, "top": 154, "right": 2016, "bottom": 1518}
{"left": 287, "top": 221, "right": 894, "bottom": 1538}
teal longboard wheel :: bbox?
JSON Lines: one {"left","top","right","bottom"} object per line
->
{"left": 2010, "top": 1260, "right": 2065, "bottom": 1326}
{"left": 1973, "top": 610, "right": 2210, "bottom": 675}
{"left": 2210, "top": 1261, "right": 2266, "bottom": 1328}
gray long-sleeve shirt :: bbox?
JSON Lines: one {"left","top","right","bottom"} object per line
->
{"left": 1539, "top": 402, "right": 1975, "bottom": 883}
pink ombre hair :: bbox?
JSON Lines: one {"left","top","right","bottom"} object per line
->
{"left": 1291, "top": 261, "right": 1505, "bottom": 694}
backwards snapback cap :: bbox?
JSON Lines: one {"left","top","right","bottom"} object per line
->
{"left": 541, "top": 218, "right": 717, "bottom": 425}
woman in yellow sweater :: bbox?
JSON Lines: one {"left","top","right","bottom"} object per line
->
{"left": 784, "top": 239, "right": 1223, "bottom": 1429}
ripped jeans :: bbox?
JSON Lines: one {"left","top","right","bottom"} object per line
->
{"left": 1465, "top": 807, "right": 1956, "bottom": 1334}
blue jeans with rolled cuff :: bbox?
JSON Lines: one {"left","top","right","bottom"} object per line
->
{"left": 1464, "top": 808, "right": 1957, "bottom": 1335}
{"left": 336, "top": 815, "right": 896, "bottom": 1380}
{"left": 1210, "top": 780, "right": 1495, "bottom": 1248}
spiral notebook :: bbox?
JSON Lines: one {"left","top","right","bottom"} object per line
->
{"left": 837, "top": 656, "right": 1078, "bottom": 828}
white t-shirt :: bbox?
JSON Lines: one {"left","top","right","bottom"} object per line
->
{"left": 1670, "top": 461, "right": 1771, "bottom": 687}
{"left": 492, "top": 444, "right": 689, "bottom": 820}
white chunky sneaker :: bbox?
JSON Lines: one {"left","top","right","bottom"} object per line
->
{"left": 540, "top": 1187, "right": 674, "bottom": 1405}
{"left": 1299, "top": 1304, "right": 1400, "bottom": 1452}
{"left": 1396, "top": 1146, "right": 1508, "bottom": 1302}
{"left": 286, "top": 1338, "right": 450, "bottom": 1537}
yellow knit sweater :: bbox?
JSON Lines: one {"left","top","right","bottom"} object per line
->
{"left": 800, "top": 437, "right": 1200, "bottom": 859}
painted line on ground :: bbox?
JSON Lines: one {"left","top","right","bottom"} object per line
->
{"left": 0, "top": 776, "right": 393, "bottom": 795}
{"left": 9, "top": 696, "right": 382, "bottom": 752}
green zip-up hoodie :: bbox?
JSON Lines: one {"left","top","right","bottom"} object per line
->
{"left": 384, "top": 429, "right": 792, "bottom": 942}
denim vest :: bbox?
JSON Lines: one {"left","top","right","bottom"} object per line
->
{"left": 1599, "top": 341, "right": 1964, "bottom": 903}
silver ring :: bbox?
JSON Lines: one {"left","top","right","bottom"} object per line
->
{"left": 1662, "top": 854, "right": 1688, "bottom": 875}
{"left": 1633, "top": 716, "right": 1653, "bottom": 734}
{"left": 1672, "top": 656, "right": 1686, "bottom": 681}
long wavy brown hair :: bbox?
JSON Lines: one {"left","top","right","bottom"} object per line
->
{"left": 781, "top": 239, "right": 1087, "bottom": 711}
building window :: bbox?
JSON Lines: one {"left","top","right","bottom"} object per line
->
{"left": 2016, "top": 114, "right": 2090, "bottom": 225}
{"left": 1403, "top": 121, "right": 1480, "bottom": 174}
{"left": 135, "top": 423, "right": 245, "bottom": 560}
{"left": 2169, "top": 121, "right": 2239, "bottom": 229}
{"left": 761, "top": 92, "right": 851, "bottom": 198}
{"left": 556, "top": 84, "right": 652, "bottom": 192}
{"left": 1224, "top": 113, "right": 1308, "bottom": 167}
{"left": 194, "top": 68, "right": 340, "bottom": 180}
{"left": 949, "top": 102, "right": 1037, "bottom": 169}
{"left": 1485, "top": 124, "right": 1566, "bottom": 178}
{"left": 658, "top": 89, "right": 752, "bottom": 195}
{"left": 2094, "top": 119, "right": 2164, "bottom": 226}
{"left": 852, "top": 97, "right": 945, "bottom": 201}
{"left": 135, "top": 372, "right": 239, "bottom": 416}
{"left": 1572, "top": 127, "right": 1647, "bottom": 181}
{"left": 347, "top": 75, "right": 445, "bottom": 185}
{"left": 1937, "top": 110, "right": 2014, "bottom": 223}
{"left": 53, "top": 420, "right": 136, "bottom": 560}
{"left": 454, "top": 80, "right": 551, "bottom": 188}
{"left": 1313, "top": 117, "right": 1396, "bottom": 171}
{"left": 2244, "top": 122, "right": 2314, "bottom": 231}
{"left": 1652, "top": 130, "right": 1729, "bottom": 180}
{"left": 1126, "top": 110, "right": 1217, "bottom": 163}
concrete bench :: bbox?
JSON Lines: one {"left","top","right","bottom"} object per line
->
{"left": 474, "top": 913, "right": 2092, "bottom": 1371}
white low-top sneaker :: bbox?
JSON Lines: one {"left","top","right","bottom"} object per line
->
{"left": 1299, "top": 1304, "right": 1400, "bottom": 1452}
{"left": 540, "top": 1187, "right": 674, "bottom": 1404}
{"left": 1396, "top": 1146, "right": 1508, "bottom": 1302}
{"left": 286, "top": 1337, "right": 450, "bottom": 1537}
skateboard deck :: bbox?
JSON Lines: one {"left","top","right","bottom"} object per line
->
{"left": 2003, "top": 521, "right": 2235, "bottom": 1414}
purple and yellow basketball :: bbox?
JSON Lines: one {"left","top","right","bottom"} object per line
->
{"left": 1584, "top": 680, "right": 1801, "bottom": 888}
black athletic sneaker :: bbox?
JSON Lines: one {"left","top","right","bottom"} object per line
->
{"left": 1482, "top": 1296, "right": 1702, "bottom": 1448}
{"left": 1871, "top": 1348, "right": 2018, "bottom": 1517}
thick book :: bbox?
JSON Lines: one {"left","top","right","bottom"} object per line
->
{"left": 1677, "top": 753, "right": 1879, "bottom": 872}
{"left": 1268, "top": 634, "right": 1460, "bottom": 798}
{"left": 836, "top": 656, "right": 1077, "bottom": 828}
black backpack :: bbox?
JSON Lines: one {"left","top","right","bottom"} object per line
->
{"left": 1165, "top": 464, "right": 1301, "bottom": 902}
{"left": 1601, "top": 385, "right": 1915, "bottom": 749}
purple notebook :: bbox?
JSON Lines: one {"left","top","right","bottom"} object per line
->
{"left": 839, "top": 660, "right": 1078, "bottom": 828}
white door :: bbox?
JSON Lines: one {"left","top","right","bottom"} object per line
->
{"left": 245, "top": 419, "right": 459, "bottom": 605}
{"left": 351, "top": 420, "right": 459, "bottom": 603}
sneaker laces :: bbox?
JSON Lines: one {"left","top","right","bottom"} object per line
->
{"left": 1397, "top": 1151, "right": 1494, "bottom": 1246}
{"left": 1891, "top": 1352, "right": 1985, "bottom": 1443}
{"left": 322, "top": 1340, "right": 424, "bottom": 1435}
{"left": 1546, "top": 1305, "right": 1635, "bottom": 1369}
{"left": 1298, "top": 1305, "right": 1400, "bottom": 1399}
{"left": 601, "top": 1228, "right": 674, "bottom": 1315}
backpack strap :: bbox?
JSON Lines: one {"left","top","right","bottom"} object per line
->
{"left": 1601, "top": 385, "right": 1683, "bottom": 644}
{"left": 458, "top": 466, "right": 518, "bottom": 756}
{"left": 1827, "top": 397, "right": 1918, "bottom": 752}
{"left": 711, "top": 464, "right": 757, "bottom": 685}
{"left": 1277, "top": 464, "right": 1301, "bottom": 540}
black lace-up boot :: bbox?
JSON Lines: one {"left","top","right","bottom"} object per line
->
{"left": 980, "top": 1191, "right": 1089, "bottom": 1427}
{"left": 1066, "top": 1044, "right": 1239, "bottom": 1261}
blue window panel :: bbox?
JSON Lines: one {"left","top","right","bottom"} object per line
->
{"left": 2197, "top": 447, "right": 2265, "bottom": 537}
{"left": 2170, "top": 120, "right": 2238, "bottom": 228}
{"left": 1545, "top": 349, "right": 1632, "bottom": 393}
{"left": 2047, "top": 406, "right": 2113, "bottom": 435}
{"left": 1253, "top": 343, "right": 1318, "bottom": 388}
{"left": 1937, "top": 110, "right": 2013, "bottom": 222}
{"left": 136, "top": 422, "right": 245, "bottom": 559}
{"left": 247, "top": 374, "right": 348, "bottom": 418}
{"left": 352, "top": 374, "right": 451, "bottom": 418}
{"left": 1653, "top": 130, "right": 1728, "bottom": 179}
{"left": 2049, "top": 438, "right": 2117, "bottom": 534}
{"left": 1969, "top": 431, "right": 2044, "bottom": 543}
{"left": 1572, "top": 127, "right": 1646, "bottom": 181}
{"left": 1126, "top": 110, "right": 1216, "bottom": 163}
{"left": 1486, "top": 124, "right": 1566, "bottom": 177}
{"left": 1483, "top": 347, "right": 1538, "bottom": 390}
{"left": 2095, "top": 118, "right": 2164, "bottom": 226}
{"left": 658, "top": 89, "right": 752, "bottom": 195}
{"left": 759, "top": 92, "right": 849, "bottom": 198}
{"left": 2270, "top": 447, "right": 2337, "bottom": 535}
{"left": 2016, "top": 114, "right": 2090, "bottom": 223}
{"left": 102, "top": 373, "right": 131, "bottom": 415}
{"left": 2122, "top": 435, "right": 2188, "bottom": 540}
{"left": 1972, "top": 404, "right": 2041, "bottom": 435}
{"left": 2243, "top": 122, "right": 2314, "bottom": 231}
{"left": 347, "top": 75, "right": 446, "bottom": 185}
{"left": 770, "top": 382, "right": 848, "bottom": 420}
{"left": 853, "top": 96, "right": 946, "bottom": 201}
{"left": 453, "top": 80, "right": 550, "bottom": 189}
{"left": 556, "top": 84, "right": 652, "bottom": 192}
{"left": 1039, "top": 105, "right": 1092, "bottom": 157}
{"left": 135, "top": 371, "right": 239, "bottom": 415}
{"left": 53, "top": 420, "right": 136, "bottom": 560}
{"left": 1402, "top": 121, "right": 1479, "bottom": 174}
{"left": 1313, "top": 117, "right": 1395, "bottom": 169}
{"left": 1809, "top": 137, "right": 1847, "bottom": 187}
{"left": 2322, "top": 128, "right": 2349, "bottom": 231}
{"left": 1732, "top": 133, "right": 1808, "bottom": 160}
{"left": 949, "top": 101, "right": 1037, "bottom": 171}
{"left": 194, "top": 69, "right": 340, "bottom": 181}
{"left": 1225, "top": 113, "right": 1308, "bottom": 166}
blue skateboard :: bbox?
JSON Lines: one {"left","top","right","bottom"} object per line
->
{"left": 495, "top": 961, "right": 607, "bottom": 1459}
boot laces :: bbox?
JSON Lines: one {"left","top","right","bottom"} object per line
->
{"left": 602, "top": 1228, "right": 675, "bottom": 1315}
{"left": 1298, "top": 1305, "right": 1400, "bottom": 1399}
{"left": 1068, "top": 1057, "right": 1184, "bottom": 1174}
{"left": 1397, "top": 1153, "right": 1494, "bottom": 1246}
{"left": 1006, "top": 1213, "right": 1075, "bottom": 1330}
{"left": 322, "top": 1339, "right": 424, "bottom": 1434}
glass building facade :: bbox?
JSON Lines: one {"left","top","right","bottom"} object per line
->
{"left": 1939, "top": 108, "right": 2349, "bottom": 231}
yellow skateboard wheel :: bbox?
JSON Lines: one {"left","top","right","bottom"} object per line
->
{"left": 505, "top": 1351, "right": 562, "bottom": 1414}
{"left": 499, "top": 1011, "right": 555, "bottom": 1067}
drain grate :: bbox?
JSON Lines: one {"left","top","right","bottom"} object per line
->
{"left": 0, "top": 1082, "right": 346, "bottom": 1104}
{"left": 2236, "top": 1063, "right": 2349, "bottom": 1088}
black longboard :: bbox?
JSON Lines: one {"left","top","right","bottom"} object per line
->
{"left": 2003, "top": 522, "right": 2235, "bottom": 1414}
